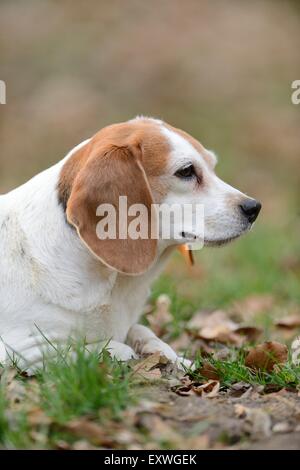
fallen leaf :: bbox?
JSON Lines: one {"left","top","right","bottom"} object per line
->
{"left": 245, "top": 341, "right": 288, "bottom": 372}
{"left": 174, "top": 385, "right": 195, "bottom": 397}
{"left": 230, "top": 382, "right": 252, "bottom": 397}
{"left": 187, "top": 310, "right": 260, "bottom": 346}
{"left": 131, "top": 352, "right": 168, "bottom": 381}
{"left": 235, "top": 326, "right": 262, "bottom": 342}
{"left": 232, "top": 294, "right": 274, "bottom": 320}
{"left": 263, "top": 383, "right": 283, "bottom": 394}
{"left": 276, "top": 314, "right": 300, "bottom": 329}
{"left": 187, "top": 310, "right": 240, "bottom": 345}
{"left": 187, "top": 310, "right": 237, "bottom": 331}
{"left": 180, "top": 375, "right": 193, "bottom": 387}
{"left": 192, "top": 380, "right": 220, "bottom": 398}
{"left": 197, "top": 362, "right": 220, "bottom": 380}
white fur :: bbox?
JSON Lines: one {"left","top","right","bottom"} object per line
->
{"left": 0, "top": 119, "right": 251, "bottom": 372}
{"left": 160, "top": 126, "right": 250, "bottom": 245}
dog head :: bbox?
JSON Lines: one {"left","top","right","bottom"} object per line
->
{"left": 58, "top": 117, "right": 261, "bottom": 274}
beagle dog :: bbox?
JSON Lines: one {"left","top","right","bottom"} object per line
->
{"left": 0, "top": 117, "right": 261, "bottom": 371}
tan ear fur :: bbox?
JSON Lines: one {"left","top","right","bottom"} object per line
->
{"left": 66, "top": 143, "right": 158, "bottom": 275}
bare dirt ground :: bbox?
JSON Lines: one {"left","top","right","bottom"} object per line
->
{"left": 132, "top": 381, "right": 300, "bottom": 450}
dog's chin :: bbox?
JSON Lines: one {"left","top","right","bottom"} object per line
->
{"left": 204, "top": 228, "right": 250, "bottom": 247}
{"left": 204, "top": 235, "right": 240, "bottom": 247}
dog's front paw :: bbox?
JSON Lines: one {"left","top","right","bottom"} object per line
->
{"left": 106, "top": 342, "right": 138, "bottom": 362}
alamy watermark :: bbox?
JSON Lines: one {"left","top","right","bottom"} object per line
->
{"left": 95, "top": 196, "right": 205, "bottom": 250}
{"left": 291, "top": 80, "right": 300, "bottom": 105}
{"left": 0, "top": 80, "right": 6, "bottom": 104}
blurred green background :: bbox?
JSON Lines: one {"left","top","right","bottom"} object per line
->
{"left": 0, "top": 0, "right": 299, "bottom": 325}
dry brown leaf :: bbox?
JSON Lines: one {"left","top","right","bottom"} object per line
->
{"left": 275, "top": 314, "right": 300, "bottom": 329}
{"left": 192, "top": 380, "right": 220, "bottom": 398}
{"left": 231, "top": 294, "right": 274, "bottom": 320}
{"left": 187, "top": 310, "right": 260, "bottom": 346}
{"left": 263, "top": 383, "right": 283, "bottom": 394}
{"left": 245, "top": 341, "right": 288, "bottom": 372}
{"left": 235, "top": 326, "right": 262, "bottom": 342}
{"left": 198, "top": 362, "right": 220, "bottom": 380}
{"left": 230, "top": 382, "right": 252, "bottom": 397}
{"left": 131, "top": 352, "right": 168, "bottom": 381}
{"left": 188, "top": 310, "right": 237, "bottom": 331}
{"left": 187, "top": 310, "right": 241, "bottom": 345}
{"left": 180, "top": 375, "right": 193, "bottom": 387}
{"left": 146, "top": 294, "right": 173, "bottom": 337}
{"left": 174, "top": 385, "right": 195, "bottom": 397}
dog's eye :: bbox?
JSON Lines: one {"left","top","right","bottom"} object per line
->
{"left": 175, "top": 164, "right": 196, "bottom": 179}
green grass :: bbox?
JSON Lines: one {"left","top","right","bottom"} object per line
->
{"left": 37, "top": 343, "right": 131, "bottom": 424}
{"left": 189, "top": 349, "right": 300, "bottom": 389}
{"left": 0, "top": 342, "right": 132, "bottom": 448}
{"left": 0, "top": 377, "right": 34, "bottom": 449}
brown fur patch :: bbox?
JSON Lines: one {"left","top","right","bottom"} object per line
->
{"left": 58, "top": 119, "right": 170, "bottom": 210}
{"left": 57, "top": 119, "right": 171, "bottom": 274}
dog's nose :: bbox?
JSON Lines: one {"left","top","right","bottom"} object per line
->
{"left": 239, "top": 199, "right": 261, "bottom": 223}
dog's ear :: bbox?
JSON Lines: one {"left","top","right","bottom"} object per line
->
{"left": 66, "top": 143, "right": 158, "bottom": 275}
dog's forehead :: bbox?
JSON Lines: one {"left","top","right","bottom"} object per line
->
{"left": 90, "top": 117, "right": 215, "bottom": 174}
{"left": 161, "top": 123, "right": 216, "bottom": 169}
